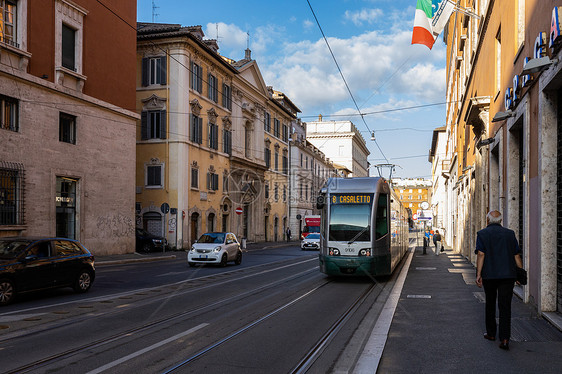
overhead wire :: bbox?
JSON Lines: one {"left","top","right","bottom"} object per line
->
{"left": 305, "top": 0, "right": 389, "bottom": 164}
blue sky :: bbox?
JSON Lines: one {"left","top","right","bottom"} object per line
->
{"left": 137, "top": 0, "right": 448, "bottom": 179}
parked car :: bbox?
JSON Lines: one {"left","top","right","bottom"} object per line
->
{"left": 188, "top": 232, "right": 242, "bottom": 267}
{"left": 301, "top": 233, "right": 320, "bottom": 250}
{"left": 0, "top": 237, "right": 95, "bottom": 306}
{"left": 135, "top": 228, "right": 166, "bottom": 253}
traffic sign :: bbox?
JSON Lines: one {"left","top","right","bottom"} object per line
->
{"left": 235, "top": 207, "right": 243, "bottom": 215}
{"left": 160, "top": 203, "right": 170, "bottom": 214}
{"left": 413, "top": 214, "right": 418, "bottom": 220}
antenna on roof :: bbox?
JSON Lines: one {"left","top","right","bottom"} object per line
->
{"left": 151, "top": 0, "right": 159, "bottom": 23}
{"left": 247, "top": 31, "right": 250, "bottom": 49}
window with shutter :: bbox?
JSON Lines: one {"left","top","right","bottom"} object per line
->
{"left": 146, "top": 164, "right": 163, "bottom": 188}
{"left": 62, "top": 24, "right": 76, "bottom": 71}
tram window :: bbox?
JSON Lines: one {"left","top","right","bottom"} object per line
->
{"left": 376, "top": 194, "right": 388, "bottom": 239}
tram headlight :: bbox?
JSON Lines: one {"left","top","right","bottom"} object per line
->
{"left": 359, "top": 249, "right": 371, "bottom": 257}
{"left": 329, "top": 248, "right": 340, "bottom": 256}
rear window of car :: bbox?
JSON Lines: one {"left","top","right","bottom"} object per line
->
{"left": 53, "top": 240, "right": 83, "bottom": 256}
{"left": 0, "top": 240, "right": 32, "bottom": 258}
{"left": 306, "top": 234, "right": 320, "bottom": 239}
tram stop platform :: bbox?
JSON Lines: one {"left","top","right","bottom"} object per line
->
{"left": 370, "top": 242, "right": 562, "bottom": 374}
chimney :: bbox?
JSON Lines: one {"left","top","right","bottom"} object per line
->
{"left": 245, "top": 48, "right": 252, "bottom": 60}
{"left": 318, "top": 114, "right": 323, "bottom": 122}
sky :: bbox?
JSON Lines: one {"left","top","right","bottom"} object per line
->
{"left": 137, "top": 0, "right": 448, "bottom": 179}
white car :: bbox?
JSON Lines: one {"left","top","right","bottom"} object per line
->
{"left": 188, "top": 232, "right": 242, "bottom": 267}
{"left": 301, "top": 233, "right": 320, "bottom": 250}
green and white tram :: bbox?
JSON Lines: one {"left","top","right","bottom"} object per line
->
{"left": 317, "top": 177, "right": 409, "bottom": 277}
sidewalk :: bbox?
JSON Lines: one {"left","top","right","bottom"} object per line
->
{"left": 377, "top": 243, "right": 562, "bottom": 374}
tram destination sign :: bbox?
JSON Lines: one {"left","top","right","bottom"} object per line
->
{"left": 331, "top": 193, "right": 373, "bottom": 204}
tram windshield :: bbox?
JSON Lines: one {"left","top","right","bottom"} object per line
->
{"left": 328, "top": 193, "right": 373, "bottom": 242}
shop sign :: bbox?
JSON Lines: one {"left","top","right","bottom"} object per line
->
{"left": 550, "top": 7, "right": 562, "bottom": 49}
{"left": 535, "top": 32, "right": 548, "bottom": 59}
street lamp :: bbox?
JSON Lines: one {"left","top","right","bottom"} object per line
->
{"left": 491, "top": 110, "right": 514, "bottom": 122}
{"left": 521, "top": 56, "right": 555, "bottom": 75}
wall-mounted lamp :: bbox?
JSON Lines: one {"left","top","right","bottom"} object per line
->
{"left": 476, "top": 137, "right": 495, "bottom": 149}
{"left": 491, "top": 110, "right": 514, "bottom": 122}
{"left": 521, "top": 56, "right": 555, "bottom": 75}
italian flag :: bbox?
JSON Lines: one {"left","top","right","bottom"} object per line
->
{"left": 412, "top": 0, "right": 455, "bottom": 49}
{"left": 412, "top": 0, "right": 436, "bottom": 49}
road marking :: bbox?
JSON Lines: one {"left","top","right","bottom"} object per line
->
{"left": 0, "top": 313, "right": 46, "bottom": 322}
{"left": 353, "top": 248, "right": 414, "bottom": 374}
{"left": 415, "top": 267, "right": 436, "bottom": 270}
{"left": 406, "top": 295, "right": 431, "bottom": 299}
{"left": 86, "top": 323, "right": 208, "bottom": 374}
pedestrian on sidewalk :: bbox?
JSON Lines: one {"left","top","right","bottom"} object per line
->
{"left": 475, "top": 210, "right": 523, "bottom": 351}
{"left": 423, "top": 229, "right": 430, "bottom": 254}
{"left": 432, "top": 230, "right": 442, "bottom": 255}
{"left": 286, "top": 227, "right": 291, "bottom": 242}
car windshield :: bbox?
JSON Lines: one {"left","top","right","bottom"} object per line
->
{"left": 0, "top": 240, "right": 32, "bottom": 259}
{"left": 305, "top": 234, "right": 320, "bottom": 239}
{"left": 197, "top": 233, "right": 226, "bottom": 244}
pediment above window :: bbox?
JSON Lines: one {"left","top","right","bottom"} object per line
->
{"left": 190, "top": 99, "right": 202, "bottom": 115}
{"left": 142, "top": 94, "right": 167, "bottom": 110}
{"left": 222, "top": 116, "right": 232, "bottom": 130}
{"left": 207, "top": 108, "right": 219, "bottom": 123}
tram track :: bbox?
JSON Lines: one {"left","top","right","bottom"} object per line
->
{"left": 0, "top": 257, "right": 317, "bottom": 343}
{"left": 160, "top": 281, "right": 380, "bottom": 374}
{"left": 2, "top": 259, "right": 320, "bottom": 374}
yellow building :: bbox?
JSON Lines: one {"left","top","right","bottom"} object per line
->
{"left": 391, "top": 178, "right": 432, "bottom": 222}
{"left": 136, "top": 23, "right": 300, "bottom": 247}
{"left": 136, "top": 24, "right": 237, "bottom": 249}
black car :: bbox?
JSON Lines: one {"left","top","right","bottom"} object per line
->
{"left": 135, "top": 228, "right": 166, "bottom": 253}
{"left": 0, "top": 237, "right": 95, "bottom": 306}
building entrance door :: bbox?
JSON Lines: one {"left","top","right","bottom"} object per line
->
{"left": 56, "top": 177, "right": 77, "bottom": 239}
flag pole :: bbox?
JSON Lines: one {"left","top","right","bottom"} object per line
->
{"left": 446, "top": 0, "right": 481, "bottom": 20}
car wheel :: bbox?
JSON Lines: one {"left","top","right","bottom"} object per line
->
{"left": 141, "top": 243, "right": 152, "bottom": 253}
{"left": 234, "top": 251, "right": 242, "bottom": 265}
{"left": 220, "top": 253, "right": 228, "bottom": 267}
{"left": 188, "top": 262, "right": 196, "bottom": 267}
{"left": 0, "top": 279, "right": 15, "bottom": 306}
{"left": 74, "top": 270, "right": 93, "bottom": 293}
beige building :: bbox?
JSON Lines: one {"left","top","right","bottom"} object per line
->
{"left": 305, "top": 118, "right": 369, "bottom": 177}
{"left": 289, "top": 119, "right": 338, "bottom": 237}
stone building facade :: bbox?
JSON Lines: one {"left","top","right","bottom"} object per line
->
{"left": 0, "top": 0, "right": 138, "bottom": 255}
{"left": 437, "top": 0, "right": 562, "bottom": 325}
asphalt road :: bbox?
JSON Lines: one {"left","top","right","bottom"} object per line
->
{"left": 0, "top": 244, "right": 395, "bottom": 373}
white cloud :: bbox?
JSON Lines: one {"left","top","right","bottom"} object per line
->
{"left": 204, "top": 22, "right": 247, "bottom": 56}
{"left": 303, "top": 19, "right": 314, "bottom": 29}
{"left": 263, "top": 26, "right": 446, "bottom": 114}
{"left": 344, "top": 8, "right": 383, "bottom": 26}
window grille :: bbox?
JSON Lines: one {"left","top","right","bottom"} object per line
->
{"left": 0, "top": 162, "right": 24, "bottom": 225}
{"left": 0, "top": 94, "right": 18, "bottom": 132}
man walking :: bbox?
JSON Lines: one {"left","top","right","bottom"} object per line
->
{"left": 475, "top": 210, "right": 523, "bottom": 350}
{"left": 432, "top": 230, "right": 442, "bottom": 255}
{"left": 286, "top": 227, "right": 291, "bottom": 242}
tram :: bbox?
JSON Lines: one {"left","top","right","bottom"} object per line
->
{"left": 317, "top": 177, "right": 409, "bottom": 277}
